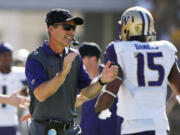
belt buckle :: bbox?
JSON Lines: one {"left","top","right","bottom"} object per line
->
{"left": 64, "top": 121, "right": 73, "bottom": 130}
{"left": 48, "top": 128, "right": 57, "bottom": 135}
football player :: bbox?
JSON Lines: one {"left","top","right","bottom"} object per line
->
{"left": 0, "top": 42, "right": 29, "bottom": 135}
{"left": 95, "top": 6, "right": 180, "bottom": 135}
{"left": 13, "top": 48, "right": 30, "bottom": 135}
{"left": 75, "top": 42, "right": 122, "bottom": 135}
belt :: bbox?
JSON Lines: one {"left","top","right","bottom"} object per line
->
{"left": 35, "top": 119, "right": 74, "bottom": 130}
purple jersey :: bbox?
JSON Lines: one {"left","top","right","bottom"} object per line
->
{"left": 80, "top": 64, "right": 123, "bottom": 135}
{"left": 104, "top": 42, "right": 118, "bottom": 64}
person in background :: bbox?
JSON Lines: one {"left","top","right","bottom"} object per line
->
{"left": 95, "top": 6, "right": 180, "bottom": 135}
{"left": 0, "top": 42, "right": 29, "bottom": 135}
{"left": 75, "top": 42, "right": 123, "bottom": 135}
{"left": 13, "top": 48, "right": 30, "bottom": 135}
{"left": 13, "top": 49, "right": 30, "bottom": 67}
{"left": 25, "top": 8, "right": 118, "bottom": 135}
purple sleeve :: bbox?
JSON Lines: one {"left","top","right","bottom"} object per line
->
{"left": 25, "top": 57, "right": 47, "bottom": 91}
{"left": 104, "top": 43, "right": 118, "bottom": 64}
{"left": 78, "top": 59, "right": 92, "bottom": 89}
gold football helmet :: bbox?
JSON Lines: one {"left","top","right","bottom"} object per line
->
{"left": 119, "top": 6, "right": 156, "bottom": 41}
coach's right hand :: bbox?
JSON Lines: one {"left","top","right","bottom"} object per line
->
{"left": 63, "top": 52, "right": 78, "bottom": 75}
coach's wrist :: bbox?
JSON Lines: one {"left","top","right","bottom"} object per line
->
{"left": 98, "top": 77, "right": 106, "bottom": 86}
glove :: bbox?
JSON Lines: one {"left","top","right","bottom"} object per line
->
{"left": 98, "top": 109, "right": 112, "bottom": 120}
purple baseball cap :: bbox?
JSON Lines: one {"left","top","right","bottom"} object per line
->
{"left": 45, "top": 8, "right": 84, "bottom": 27}
{"left": 0, "top": 42, "right": 13, "bottom": 54}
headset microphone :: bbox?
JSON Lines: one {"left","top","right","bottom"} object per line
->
{"left": 72, "top": 38, "right": 80, "bottom": 46}
{"left": 68, "top": 38, "right": 80, "bottom": 53}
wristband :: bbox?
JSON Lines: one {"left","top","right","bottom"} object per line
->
{"left": 116, "top": 76, "right": 122, "bottom": 80}
{"left": 98, "top": 109, "right": 112, "bottom": 120}
{"left": 103, "top": 89, "right": 116, "bottom": 98}
{"left": 98, "top": 77, "right": 106, "bottom": 86}
{"left": 176, "top": 95, "right": 180, "bottom": 104}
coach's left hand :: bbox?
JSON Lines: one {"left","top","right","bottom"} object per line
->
{"left": 100, "top": 61, "right": 118, "bottom": 83}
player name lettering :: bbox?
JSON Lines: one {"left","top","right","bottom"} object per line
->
{"left": 135, "top": 44, "right": 159, "bottom": 50}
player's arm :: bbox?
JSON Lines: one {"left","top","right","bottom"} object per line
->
{"left": 95, "top": 64, "right": 123, "bottom": 113}
{"left": 0, "top": 90, "right": 30, "bottom": 108}
{"left": 166, "top": 93, "right": 177, "bottom": 114}
{"left": 168, "top": 62, "right": 180, "bottom": 104}
{"left": 75, "top": 61, "right": 118, "bottom": 107}
{"left": 0, "top": 94, "right": 13, "bottom": 104}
